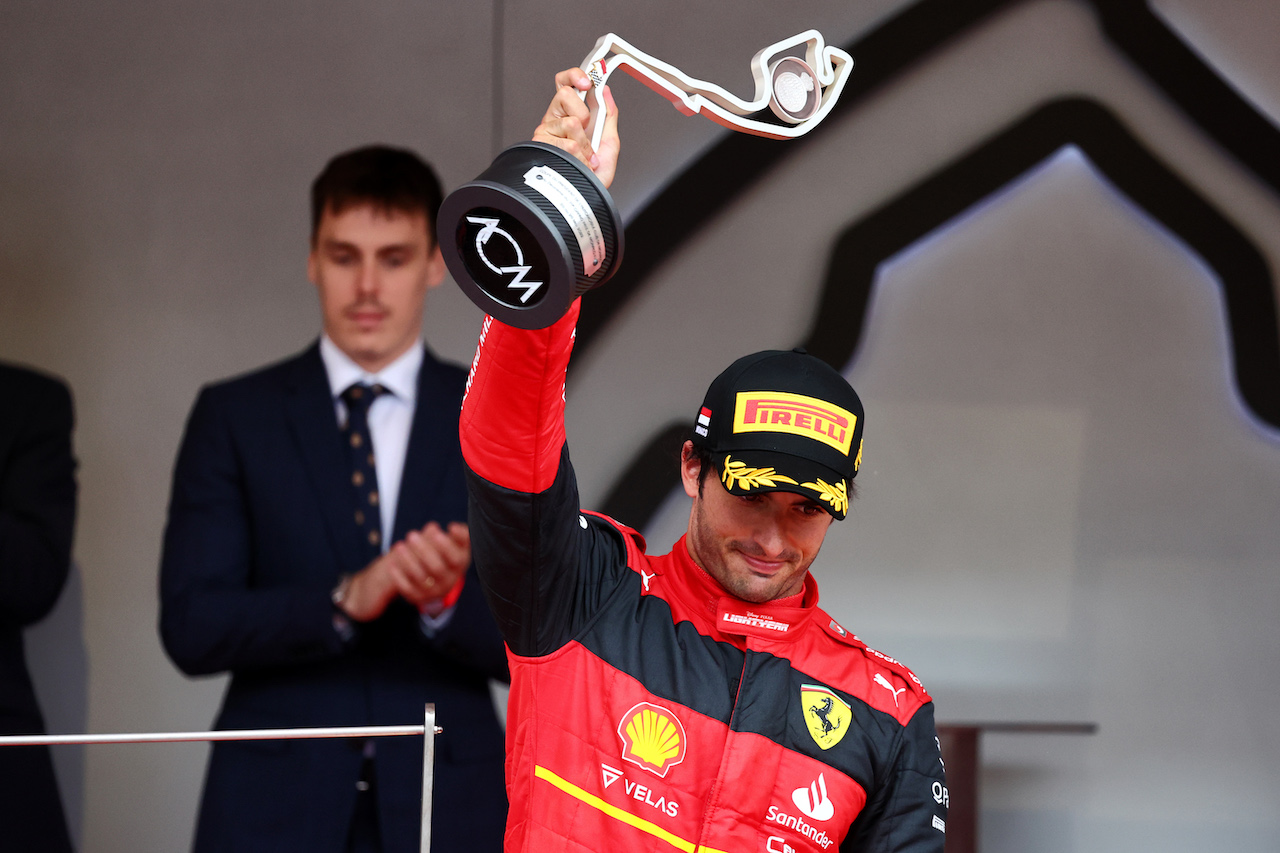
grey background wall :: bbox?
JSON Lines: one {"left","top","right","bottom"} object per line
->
{"left": 2, "top": 1, "right": 1277, "bottom": 851}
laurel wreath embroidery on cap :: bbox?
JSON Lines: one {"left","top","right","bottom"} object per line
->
{"left": 721, "top": 456, "right": 798, "bottom": 491}
{"left": 801, "top": 478, "right": 848, "bottom": 515}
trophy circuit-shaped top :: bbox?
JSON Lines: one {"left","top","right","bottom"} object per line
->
{"left": 580, "top": 30, "right": 854, "bottom": 150}
{"left": 438, "top": 31, "right": 854, "bottom": 329}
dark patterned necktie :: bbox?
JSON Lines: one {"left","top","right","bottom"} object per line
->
{"left": 340, "top": 383, "right": 386, "bottom": 562}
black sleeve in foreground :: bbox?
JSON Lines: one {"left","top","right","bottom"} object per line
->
{"left": 843, "top": 702, "right": 948, "bottom": 853}
{"left": 467, "top": 443, "right": 631, "bottom": 658}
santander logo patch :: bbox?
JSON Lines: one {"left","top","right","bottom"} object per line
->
{"left": 792, "top": 772, "right": 835, "bottom": 821}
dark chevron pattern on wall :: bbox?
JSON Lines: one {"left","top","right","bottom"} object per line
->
{"left": 599, "top": 97, "right": 1278, "bottom": 527}
{"left": 582, "top": 0, "right": 1280, "bottom": 529}
{"left": 801, "top": 98, "right": 1279, "bottom": 421}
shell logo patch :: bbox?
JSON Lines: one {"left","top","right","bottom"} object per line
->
{"left": 617, "top": 702, "right": 687, "bottom": 778}
{"left": 802, "top": 684, "right": 852, "bottom": 750}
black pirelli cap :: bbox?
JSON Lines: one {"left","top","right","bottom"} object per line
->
{"left": 690, "top": 349, "right": 864, "bottom": 519}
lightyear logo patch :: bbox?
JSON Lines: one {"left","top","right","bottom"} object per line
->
{"left": 801, "top": 685, "right": 851, "bottom": 750}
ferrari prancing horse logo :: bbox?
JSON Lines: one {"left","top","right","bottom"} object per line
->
{"left": 802, "top": 684, "right": 852, "bottom": 750}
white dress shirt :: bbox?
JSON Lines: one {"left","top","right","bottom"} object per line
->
{"left": 319, "top": 335, "right": 421, "bottom": 547}
{"left": 318, "top": 337, "right": 457, "bottom": 636}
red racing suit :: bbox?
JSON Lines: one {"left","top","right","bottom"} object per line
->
{"left": 460, "top": 303, "right": 947, "bottom": 853}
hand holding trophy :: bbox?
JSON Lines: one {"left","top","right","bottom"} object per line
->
{"left": 438, "top": 31, "right": 853, "bottom": 329}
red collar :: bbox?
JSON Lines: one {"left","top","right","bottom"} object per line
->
{"left": 670, "top": 535, "right": 820, "bottom": 643}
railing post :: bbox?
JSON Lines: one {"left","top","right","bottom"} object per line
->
{"left": 420, "top": 703, "right": 437, "bottom": 853}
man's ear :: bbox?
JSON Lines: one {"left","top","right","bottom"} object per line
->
{"left": 425, "top": 243, "right": 447, "bottom": 290}
{"left": 679, "top": 441, "right": 701, "bottom": 499}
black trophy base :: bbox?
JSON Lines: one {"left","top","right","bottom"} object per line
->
{"left": 438, "top": 142, "right": 624, "bottom": 330}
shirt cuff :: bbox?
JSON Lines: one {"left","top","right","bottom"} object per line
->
{"left": 418, "top": 574, "right": 466, "bottom": 636}
{"left": 418, "top": 607, "right": 456, "bottom": 637}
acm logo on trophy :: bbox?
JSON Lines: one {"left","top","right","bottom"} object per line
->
{"left": 438, "top": 31, "right": 854, "bottom": 329}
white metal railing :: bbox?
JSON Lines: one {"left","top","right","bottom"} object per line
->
{"left": 0, "top": 704, "right": 441, "bottom": 853}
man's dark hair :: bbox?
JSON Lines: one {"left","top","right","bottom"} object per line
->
{"left": 685, "top": 438, "right": 717, "bottom": 496}
{"left": 310, "top": 145, "right": 445, "bottom": 244}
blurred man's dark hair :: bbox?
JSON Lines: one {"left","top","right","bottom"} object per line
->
{"left": 310, "top": 145, "right": 444, "bottom": 244}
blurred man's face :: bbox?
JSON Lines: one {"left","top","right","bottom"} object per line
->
{"left": 680, "top": 443, "right": 834, "bottom": 603}
{"left": 308, "top": 203, "right": 445, "bottom": 372}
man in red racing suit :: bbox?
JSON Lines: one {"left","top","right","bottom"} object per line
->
{"left": 459, "top": 68, "right": 947, "bottom": 853}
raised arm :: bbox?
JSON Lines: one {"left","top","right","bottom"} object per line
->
{"left": 460, "top": 68, "right": 624, "bottom": 655}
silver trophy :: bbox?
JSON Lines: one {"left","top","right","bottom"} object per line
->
{"left": 438, "top": 31, "right": 853, "bottom": 329}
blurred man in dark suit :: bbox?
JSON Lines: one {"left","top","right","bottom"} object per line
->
{"left": 0, "top": 362, "right": 77, "bottom": 853}
{"left": 160, "top": 146, "right": 508, "bottom": 853}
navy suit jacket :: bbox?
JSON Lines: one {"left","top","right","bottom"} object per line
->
{"left": 0, "top": 363, "right": 75, "bottom": 853}
{"left": 160, "top": 343, "right": 508, "bottom": 853}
